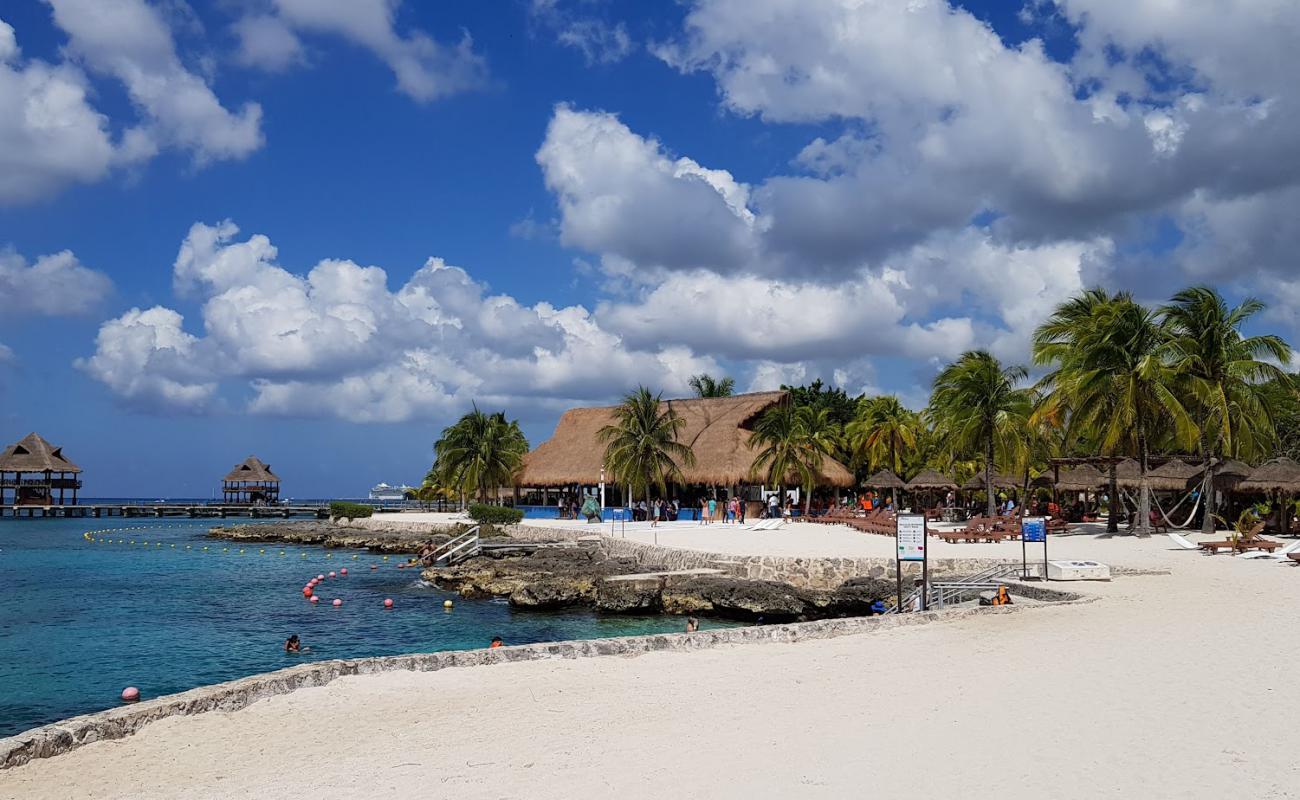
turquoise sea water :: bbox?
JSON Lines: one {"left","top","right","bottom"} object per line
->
{"left": 0, "top": 517, "right": 731, "bottom": 737}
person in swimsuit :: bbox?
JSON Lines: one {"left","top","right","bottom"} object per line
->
{"left": 686, "top": 617, "right": 699, "bottom": 633}
{"left": 490, "top": 636, "right": 504, "bottom": 649}
{"left": 285, "top": 634, "right": 301, "bottom": 653}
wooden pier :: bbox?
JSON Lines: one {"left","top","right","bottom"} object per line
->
{"left": 0, "top": 504, "right": 328, "bottom": 519}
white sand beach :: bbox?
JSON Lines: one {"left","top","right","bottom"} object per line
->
{"left": 3, "top": 525, "right": 1298, "bottom": 799}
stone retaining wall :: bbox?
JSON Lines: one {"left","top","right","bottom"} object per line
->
{"left": 508, "top": 525, "right": 1016, "bottom": 590}
{"left": 1, "top": 602, "right": 1055, "bottom": 770}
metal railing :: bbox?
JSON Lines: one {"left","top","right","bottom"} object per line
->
{"left": 892, "top": 562, "right": 1027, "bottom": 613}
{"left": 429, "top": 525, "right": 481, "bottom": 566}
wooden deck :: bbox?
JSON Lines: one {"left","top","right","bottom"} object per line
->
{"left": 0, "top": 504, "right": 328, "bottom": 519}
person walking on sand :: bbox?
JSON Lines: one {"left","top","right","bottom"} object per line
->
{"left": 707, "top": 496, "right": 717, "bottom": 525}
{"left": 699, "top": 497, "right": 708, "bottom": 525}
{"left": 651, "top": 498, "right": 661, "bottom": 528}
{"left": 737, "top": 495, "right": 746, "bottom": 525}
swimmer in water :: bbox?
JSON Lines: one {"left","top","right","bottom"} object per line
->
{"left": 285, "top": 634, "right": 301, "bottom": 653}
{"left": 686, "top": 617, "right": 699, "bottom": 633}
{"left": 490, "top": 636, "right": 503, "bottom": 649}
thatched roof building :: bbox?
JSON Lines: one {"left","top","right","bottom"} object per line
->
{"left": 905, "top": 468, "right": 956, "bottom": 490}
{"left": 1237, "top": 458, "right": 1300, "bottom": 493}
{"left": 518, "top": 391, "right": 854, "bottom": 488}
{"left": 222, "top": 456, "right": 281, "bottom": 504}
{"left": 863, "top": 468, "right": 905, "bottom": 489}
{"left": 0, "top": 432, "right": 83, "bottom": 505}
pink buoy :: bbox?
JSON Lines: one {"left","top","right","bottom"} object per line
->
{"left": 328, "top": 571, "right": 336, "bottom": 578}
{"left": 310, "top": 596, "right": 320, "bottom": 604}
{"left": 121, "top": 687, "right": 140, "bottom": 703}
{"left": 332, "top": 598, "right": 342, "bottom": 607}
{"left": 370, "top": 564, "right": 378, "bottom": 570}
{"left": 317, "top": 574, "right": 325, "bottom": 581}
{"left": 302, "top": 587, "right": 313, "bottom": 597}
{"left": 383, "top": 598, "right": 394, "bottom": 609}
{"left": 340, "top": 568, "right": 348, "bottom": 576}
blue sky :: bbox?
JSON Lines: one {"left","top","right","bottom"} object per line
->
{"left": 2, "top": 0, "right": 1298, "bottom": 497}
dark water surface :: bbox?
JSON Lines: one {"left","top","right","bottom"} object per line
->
{"left": 0, "top": 517, "right": 731, "bottom": 737}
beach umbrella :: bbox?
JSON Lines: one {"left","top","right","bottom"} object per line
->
{"left": 1054, "top": 464, "right": 1106, "bottom": 493}
{"left": 961, "top": 471, "right": 1020, "bottom": 492}
{"left": 1236, "top": 458, "right": 1300, "bottom": 533}
{"left": 863, "top": 468, "right": 905, "bottom": 490}
{"left": 1145, "top": 459, "right": 1205, "bottom": 492}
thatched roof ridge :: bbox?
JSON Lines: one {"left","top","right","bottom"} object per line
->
{"left": 1055, "top": 464, "right": 1105, "bottom": 491}
{"left": 863, "top": 468, "right": 905, "bottom": 489}
{"left": 0, "top": 433, "right": 81, "bottom": 473}
{"left": 961, "top": 471, "right": 1020, "bottom": 491}
{"left": 518, "top": 391, "right": 854, "bottom": 488}
{"left": 905, "top": 468, "right": 956, "bottom": 490}
{"left": 1237, "top": 458, "right": 1300, "bottom": 493}
{"left": 1113, "top": 458, "right": 1142, "bottom": 488}
{"left": 223, "top": 456, "right": 280, "bottom": 483}
{"left": 1145, "top": 459, "right": 1204, "bottom": 491}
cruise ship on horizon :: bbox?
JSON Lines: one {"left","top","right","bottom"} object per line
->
{"left": 368, "top": 482, "right": 415, "bottom": 501}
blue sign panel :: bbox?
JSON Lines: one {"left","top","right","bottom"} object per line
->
{"left": 1023, "top": 517, "right": 1046, "bottom": 543}
{"left": 610, "top": 508, "right": 628, "bottom": 522}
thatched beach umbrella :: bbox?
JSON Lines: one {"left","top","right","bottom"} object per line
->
{"left": 1237, "top": 458, "right": 1300, "bottom": 494}
{"left": 906, "top": 469, "right": 957, "bottom": 491}
{"left": 863, "top": 468, "right": 905, "bottom": 490}
{"left": 1145, "top": 459, "right": 1204, "bottom": 492}
{"left": 1055, "top": 464, "right": 1105, "bottom": 492}
{"left": 961, "top": 471, "right": 1019, "bottom": 492}
{"left": 1236, "top": 458, "right": 1300, "bottom": 533}
{"left": 1113, "top": 458, "right": 1143, "bottom": 490}
{"left": 1210, "top": 459, "right": 1254, "bottom": 492}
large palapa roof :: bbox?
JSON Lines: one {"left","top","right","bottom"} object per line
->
{"left": 961, "top": 471, "right": 1020, "bottom": 491}
{"left": 1237, "top": 458, "right": 1300, "bottom": 493}
{"left": 0, "top": 433, "right": 81, "bottom": 473}
{"left": 223, "top": 456, "right": 280, "bottom": 483}
{"left": 863, "top": 468, "right": 905, "bottom": 489}
{"left": 518, "top": 391, "right": 854, "bottom": 488}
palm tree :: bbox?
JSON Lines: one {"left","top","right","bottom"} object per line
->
{"left": 749, "top": 403, "right": 839, "bottom": 514}
{"left": 1033, "top": 291, "right": 1198, "bottom": 534}
{"left": 928, "top": 351, "right": 1034, "bottom": 519}
{"left": 1160, "top": 287, "right": 1292, "bottom": 532}
{"left": 433, "top": 406, "right": 529, "bottom": 504}
{"left": 847, "top": 395, "right": 922, "bottom": 475}
{"left": 688, "top": 373, "right": 736, "bottom": 398}
{"left": 598, "top": 387, "right": 696, "bottom": 512}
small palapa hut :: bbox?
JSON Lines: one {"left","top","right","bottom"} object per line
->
{"left": 863, "top": 468, "right": 906, "bottom": 490}
{"left": 517, "top": 391, "right": 854, "bottom": 501}
{"left": 222, "top": 456, "right": 281, "bottom": 504}
{"left": 0, "top": 432, "right": 82, "bottom": 505}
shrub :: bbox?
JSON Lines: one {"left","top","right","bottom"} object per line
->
{"left": 468, "top": 503, "right": 524, "bottom": 526}
{"left": 329, "top": 501, "right": 374, "bottom": 520}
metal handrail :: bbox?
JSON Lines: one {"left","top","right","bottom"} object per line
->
{"left": 892, "top": 562, "right": 1026, "bottom": 613}
{"left": 430, "top": 525, "right": 481, "bottom": 566}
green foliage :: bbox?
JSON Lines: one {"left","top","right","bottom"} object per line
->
{"left": 846, "top": 395, "right": 922, "bottom": 475}
{"left": 927, "top": 351, "right": 1034, "bottom": 517}
{"left": 468, "top": 503, "right": 524, "bottom": 525}
{"left": 688, "top": 373, "right": 736, "bottom": 398}
{"left": 782, "top": 380, "right": 860, "bottom": 428}
{"left": 329, "top": 501, "right": 373, "bottom": 520}
{"left": 432, "top": 405, "right": 529, "bottom": 503}
{"left": 599, "top": 387, "right": 696, "bottom": 508}
{"left": 749, "top": 403, "right": 841, "bottom": 512}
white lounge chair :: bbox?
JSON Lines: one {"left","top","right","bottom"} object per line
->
{"left": 1167, "top": 532, "right": 1201, "bottom": 551}
{"left": 1238, "top": 539, "right": 1300, "bottom": 560}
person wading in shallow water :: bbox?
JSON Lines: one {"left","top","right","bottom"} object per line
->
{"left": 685, "top": 617, "right": 699, "bottom": 633}
{"left": 490, "top": 636, "right": 504, "bottom": 648}
{"left": 284, "top": 634, "right": 301, "bottom": 653}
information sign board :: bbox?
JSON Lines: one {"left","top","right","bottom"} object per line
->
{"left": 896, "top": 514, "right": 927, "bottom": 562}
{"left": 1023, "top": 517, "right": 1046, "bottom": 543}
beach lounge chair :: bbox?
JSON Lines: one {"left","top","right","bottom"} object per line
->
{"left": 1238, "top": 539, "right": 1300, "bottom": 560}
{"left": 1167, "top": 532, "right": 1202, "bottom": 551}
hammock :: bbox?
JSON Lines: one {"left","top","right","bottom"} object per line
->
{"left": 1120, "top": 485, "right": 1202, "bottom": 529}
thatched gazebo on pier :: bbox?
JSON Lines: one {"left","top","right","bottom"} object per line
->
{"left": 517, "top": 391, "right": 854, "bottom": 503}
{"left": 222, "top": 456, "right": 281, "bottom": 505}
{"left": 0, "top": 432, "right": 82, "bottom": 506}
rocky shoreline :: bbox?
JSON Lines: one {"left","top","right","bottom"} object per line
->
{"left": 207, "top": 520, "right": 455, "bottom": 554}
{"left": 209, "top": 521, "right": 899, "bottom": 622}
